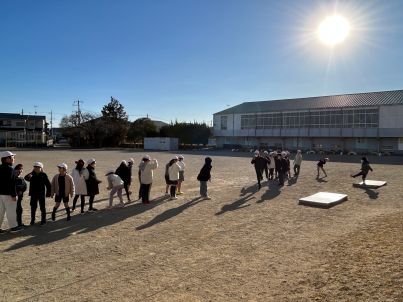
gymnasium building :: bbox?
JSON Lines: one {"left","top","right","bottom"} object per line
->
{"left": 213, "top": 89, "right": 403, "bottom": 153}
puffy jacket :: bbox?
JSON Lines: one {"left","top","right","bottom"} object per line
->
{"left": 107, "top": 174, "right": 124, "bottom": 189}
{"left": 51, "top": 174, "right": 75, "bottom": 198}
{"left": 0, "top": 163, "right": 17, "bottom": 197}
{"left": 139, "top": 160, "right": 158, "bottom": 185}
{"left": 71, "top": 168, "right": 89, "bottom": 195}
{"left": 168, "top": 163, "right": 180, "bottom": 181}
{"left": 24, "top": 171, "right": 51, "bottom": 197}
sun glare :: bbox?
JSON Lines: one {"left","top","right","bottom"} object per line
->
{"left": 318, "top": 15, "right": 350, "bottom": 46}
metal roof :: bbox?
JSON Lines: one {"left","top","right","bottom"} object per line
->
{"left": 0, "top": 113, "right": 46, "bottom": 120}
{"left": 215, "top": 89, "right": 403, "bottom": 115}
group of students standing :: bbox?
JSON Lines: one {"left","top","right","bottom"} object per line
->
{"left": 251, "top": 150, "right": 303, "bottom": 188}
{"left": 0, "top": 151, "right": 214, "bottom": 234}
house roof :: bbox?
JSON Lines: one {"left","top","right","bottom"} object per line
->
{"left": 215, "top": 89, "right": 403, "bottom": 115}
{"left": 0, "top": 113, "right": 46, "bottom": 120}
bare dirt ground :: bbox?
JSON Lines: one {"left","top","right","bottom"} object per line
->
{"left": 1, "top": 149, "right": 402, "bottom": 302}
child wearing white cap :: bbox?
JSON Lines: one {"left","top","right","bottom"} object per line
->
{"left": 105, "top": 170, "right": 125, "bottom": 208}
{"left": 0, "top": 151, "right": 20, "bottom": 233}
{"left": 71, "top": 159, "right": 89, "bottom": 213}
{"left": 138, "top": 155, "right": 158, "bottom": 204}
{"left": 24, "top": 162, "right": 51, "bottom": 225}
{"left": 176, "top": 155, "right": 186, "bottom": 195}
{"left": 168, "top": 157, "right": 180, "bottom": 200}
{"left": 50, "top": 163, "right": 75, "bottom": 221}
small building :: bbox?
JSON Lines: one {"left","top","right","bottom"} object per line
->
{"left": 213, "top": 89, "right": 403, "bottom": 153}
{"left": 144, "top": 137, "right": 178, "bottom": 151}
{"left": 0, "top": 113, "right": 47, "bottom": 147}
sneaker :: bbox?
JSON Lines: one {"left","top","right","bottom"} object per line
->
{"left": 40, "top": 221, "right": 47, "bottom": 226}
{"left": 10, "top": 226, "right": 22, "bottom": 233}
{"left": 0, "top": 229, "right": 7, "bottom": 235}
{"left": 105, "top": 205, "right": 113, "bottom": 209}
{"left": 169, "top": 196, "right": 178, "bottom": 200}
{"left": 71, "top": 207, "right": 75, "bottom": 213}
{"left": 91, "top": 207, "right": 98, "bottom": 211}
{"left": 115, "top": 202, "right": 125, "bottom": 208}
{"left": 177, "top": 191, "right": 184, "bottom": 195}
{"left": 204, "top": 196, "right": 212, "bottom": 200}
{"left": 66, "top": 216, "right": 71, "bottom": 221}
{"left": 30, "top": 221, "right": 35, "bottom": 226}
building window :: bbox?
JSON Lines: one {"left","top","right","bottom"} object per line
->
{"left": 220, "top": 116, "right": 228, "bottom": 130}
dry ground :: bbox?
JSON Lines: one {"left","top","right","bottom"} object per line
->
{"left": 1, "top": 149, "right": 402, "bottom": 302}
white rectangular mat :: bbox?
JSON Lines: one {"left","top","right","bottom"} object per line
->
{"left": 353, "top": 180, "right": 387, "bottom": 188}
{"left": 299, "top": 192, "right": 348, "bottom": 208}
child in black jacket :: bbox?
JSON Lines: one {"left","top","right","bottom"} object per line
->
{"left": 24, "top": 162, "right": 51, "bottom": 225}
{"left": 14, "top": 164, "right": 27, "bottom": 227}
{"left": 351, "top": 157, "right": 373, "bottom": 184}
{"left": 197, "top": 157, "right": 212, "bottom": 200}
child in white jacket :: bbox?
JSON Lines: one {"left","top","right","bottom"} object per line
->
{"left": 105, "top": 170, "right": 125, "bottom": 208}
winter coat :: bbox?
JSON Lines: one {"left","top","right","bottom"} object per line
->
{"left": 115, "top": 163, "right": 131, "bottom": 185}
{"left": 177, "top": 161, "right": 186, "bottom": 172}
{"left": 139, "top": 160, "right": 158, "bottom": 185}
{"left": 168, "top": 163, "right": 180, "bottom": 181}
{"left": 277, "top": 158, "right": 288, "bottom": 173}
{"left": 24, "top": 171, "right": 51, "bottom": 197}
{"left": 86, "top": 166, "right": 101, "bottom": 196}
{"left": 361, "top": 161, "right": 373, "bottom": 174}
{"left": 294, "top": 153, "right": 303, "bottom": 166}
{"left": 268, "top": 156, "right": 276, "bottom": 169}
{"left": 107, "top": 174, "right": 124, "bottom": 189}
{"left": 197, "top": 158, "right": 212, "bottom": 182}
{"left": 51, "top": 174, "right": 75, "bottom": 198}
{"left": 0, "top": 163, "right": 17, "bottom": 197}
{"left": 71, "top": 168, "right": 89, "bottom": 195}
{"left": 15, "top": 176, "right": 27, "bottom": 196}
{"left": 251, "top": 156, "right": 267, "bottom": 171}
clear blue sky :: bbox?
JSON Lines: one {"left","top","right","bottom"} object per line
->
{"left": 1, "top": 0, "right": 403, "bottom": 127}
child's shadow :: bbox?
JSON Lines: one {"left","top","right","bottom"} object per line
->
{"left": 215, "top": 185, "right": 257, "bottom": 215}
{"left": 257, "top": 180, "right": 281, "bottom": 203}
{"left": 362, "top": 187, "right": 379, "bottom": 199}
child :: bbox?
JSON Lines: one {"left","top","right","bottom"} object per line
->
{"left": 177, "top": 155, "right": 186, "bottom": 195}
{"left": 164, "top": 160, "right": 171, "bottom": 195}
{"left": 293, "top": 150, "right": 303, "bottom": 176}
{"left": 197, "top": 157, "right": 212, "bottom": 200}
{"left": 105, "top": 170, "right": 125, "bottom": 209}
{"left": 168, "top": 157, "right": 180, "bottom": 200}
{"left": 71, "top": 159, "right": 89, "bottom": 213}
{"left": 262, "top": 151, "right": 270, "bottom": 180}
{"left": 24, "top": 162, "right": 51, "bottom": 226}
{"left": 138, "top": 156, "right": 158, "bottom": 204}
{"left": 317, "top": 158, "right": 329, "bottom": 179}
{"left": 86, "top": 158, "right": 102, "bottom": 211}
{"left": 251, "top": 150, "right": 267, "bottom": 190}
{"left": 351, "top": 157, "right": 373, "bottom": 184}
{"left": 14, "top": 164, "right": 27, "bottom": 228}
{"left": 115, "top": 160, "right": 131, "bottom": 202}
{"left": 277, "top": 152, "right": 288, "bottom": 186}
{"left": 51, "top": 163, "right": 74, "bottom": 221}
{"left": 268, "top": 152, "right": 276, "bottom": 180}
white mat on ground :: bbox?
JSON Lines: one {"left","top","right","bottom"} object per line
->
{"left": 299, "top": 192, "right": 348, "bottom": 208}
{"left": 353, "top": 180, "right": 387, "bottom": 188}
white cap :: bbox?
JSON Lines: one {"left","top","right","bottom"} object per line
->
{"left": 263, "top": 151, "right": 268, "bottom": 155}
{"left": 121, "top": 160, "right": 127, "bottom": 165}
{"left": 172, "top": 156, "right": 179, "bottom": 160}
{"left": 281, "top": 151, "right": 287, "bottom": 157}
{"left": 105, "top": 169, "right": 114, "bottom": 176}
{"left": 143, "top": 155, "right": 151, "bottom": 161}
{"left": 178, "top": 155, "right": 184, "bottom": 159}
{"left": 254, "top": 150, "right": 260, "bottom": 156}
{"left": 0, "top": 151, "right": 15, "bottom": 158}
{"left": 57, "top": 163, "right": 68, "bottom": 170}
{"left": 87, "top": 158, "right": 96, "bottom": 165}
{"left": 33, "top": 162, "right": 44, "bottom": 168}
{"left": 297, "top": 150, "right": 301, "bottom": 153}
{"left": 128, "top": 158, "right": 134, "bottom": 163}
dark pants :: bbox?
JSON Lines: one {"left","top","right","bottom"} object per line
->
{"left": 352, "top": 171, "right": 368, "bottom": 181}
{"left": 140, "top": 183, "right": 151, "bottom": 203}
{"left": 124, "top": 182, "right": 131, "bottom": 201}
{"left": 16, "top": 195, "right": 23, "bottom": 226}
{"left": 269, "top": 168, "right": 274, "bottom": 180}
{"left": 255, "top": 168, "right": 263, "bottom": 188}
{"left": 88, "top": 195, "right": 95, "bottom": 210}
{"left": 294, "top": 165, "right": 300, "bottom": 176}
{"left": 170, "top": 181, "right": 178, "bottom": 197}
{"left": 72, "top": 195, "right": 85, "bottom": 212}
{"left": 264, "top": 166, "right": 269, "bottom": 179}
{"left": 30, "top": 196, "right": 46, "bottom": 224}
{"left": 278, "top": 171, "right": 285, "bottom": 185}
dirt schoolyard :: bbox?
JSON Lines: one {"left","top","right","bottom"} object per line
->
{"left": 1, "top": 149, "right": 402, "bottom": 301}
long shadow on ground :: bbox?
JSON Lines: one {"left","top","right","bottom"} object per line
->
{"left": 215, "top": 184, "right": 258, "bottom": 215}
{"left": 257, "top": 180, "right": 281, "bottom": 203}
{"left": 136, "top": 197, "right": 204, "bottom": 230}
{"left": 2, "top": 195, "right": 170, "bottom": 251}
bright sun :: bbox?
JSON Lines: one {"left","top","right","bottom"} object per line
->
{"left": 318, "top": 15, "right": 350, "bottom": 46}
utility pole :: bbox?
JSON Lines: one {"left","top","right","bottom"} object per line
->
{"left": 50, "top": 110, "right": 53, "bottom": 138}
{"left": 73, "top": 99, "right": 83, "bottom": 125}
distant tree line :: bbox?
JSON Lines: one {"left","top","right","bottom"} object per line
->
{"left": 60, "top": 97, "right": 212, "bottom": 147}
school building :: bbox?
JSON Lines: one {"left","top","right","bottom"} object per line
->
{"left": 213, "top": 89, "right": 403, "bottom": 153}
